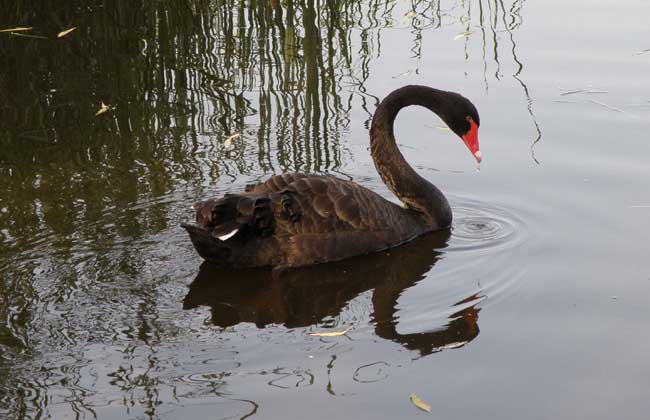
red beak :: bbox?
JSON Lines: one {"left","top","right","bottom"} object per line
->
{"left": 462, "top": 118, "right": 481, "bottom": 163}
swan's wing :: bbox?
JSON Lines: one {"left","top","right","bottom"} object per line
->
{"left": 271, "top": 175, "right": 425, "bottom": 265}
{"left": 274, "top": 175, "right": 420, "bottom": 234}
{"left": 243, "top": 173, "right": 412, "bottom": 232}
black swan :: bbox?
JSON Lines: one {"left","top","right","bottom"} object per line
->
{"left": 182, "top": 85, "right": 481, "bottom": 268}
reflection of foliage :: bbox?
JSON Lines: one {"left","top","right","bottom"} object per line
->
{"left": 0, "top": 0, "right": 371, "bottom": 251}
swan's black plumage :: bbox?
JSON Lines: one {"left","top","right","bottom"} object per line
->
{"left": 182, "top": 85, "right": 480, "bottom": 267}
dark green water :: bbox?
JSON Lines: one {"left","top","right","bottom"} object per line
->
{"left": 1, "top": 1, "right": 649, "bottom": 419}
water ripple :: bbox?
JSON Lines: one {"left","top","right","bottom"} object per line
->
{"left": 449, "top": 198, "right": 527, "bottom": 253}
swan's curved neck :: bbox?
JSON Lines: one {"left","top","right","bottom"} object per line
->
{"left": 370, "top": 85, "right": 452, "bottom": 228}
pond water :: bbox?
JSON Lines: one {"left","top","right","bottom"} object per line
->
{"left": 1, "top": 0, "right": 649, "bottom": 419}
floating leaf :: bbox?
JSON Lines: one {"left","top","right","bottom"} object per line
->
{"left": 308, "top": 326, "right": 352, "bottom": 337}
{"left": 561, "top": 88, "right": 608, "bottom": 96}
{"left": 409, "top": 393, "right": 431, "bottom": 412}
{"left": 57, "top": 27, "right": 77, "bottom": 38}
{"left": 424, "top": 124, "right": 451, "bottom": 132}
{"left": 224, "top": 132, "right": 240, "bottom": 148}
{"left": 0, "top": 27, "right": 33, "bottom": 33}
{"left": 586, "top": 99, "right": 624, "bottom": 113}
{"left": 405, "top": 11, "right": 416, "bottom": 18}
{"left": 95, "top": 102, "right": 110, "bottom": 116}
{"left": 454, "top": 31, "right": 473, "bottom": 40}
{"left": 560, "top": 89, "right": 585, "bottom": 96}
{"left": 392, "top": 70, "right": 412, "bottom": 79}
{"left": 6, "top": 32, "right": 47, "bottom": 39}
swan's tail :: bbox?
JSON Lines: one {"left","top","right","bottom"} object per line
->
{"left": 181, "top": 193, "right": 276, "bottom": 266}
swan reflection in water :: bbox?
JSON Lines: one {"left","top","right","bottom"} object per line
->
{"left": 183, "top": 230, "right": 481, "bottom": 356}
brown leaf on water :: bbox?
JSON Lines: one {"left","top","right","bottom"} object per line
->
{"left": 95, "top": 102, "right": 110, "bottom": 116}
{"left": 307, "top": 326, "right": 352, "bottom": 337}
{"left": 224, "top": 132, "right": 240, "bottom": 148}
{"left": 409, "top": 393, "right": 431, "bottom": 413}
{"left": 57, "top": 27, "right": 77, "bottom": 38}
{"left": 0, "top": 27, "right": 33, "bottom": 33}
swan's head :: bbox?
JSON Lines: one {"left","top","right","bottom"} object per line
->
{"left": 376, "top": 85, "right": 482, "bottom": 163}
{"left": 438, "top": 91, "right": 481, "bottom": 163}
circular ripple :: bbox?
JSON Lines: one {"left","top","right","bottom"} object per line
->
{"left": 447, "top": 199, "right": 525, "bottom": 253}
{"left": 423, "top": 197, "right": 534, "bottom": 313}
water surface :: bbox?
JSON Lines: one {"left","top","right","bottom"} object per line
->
{"left": 1, "top": 1, "right": 650, "bottom": 419}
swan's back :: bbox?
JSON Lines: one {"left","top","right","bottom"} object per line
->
{"left": 183, "top": 173, "right": 428, "bottom": 267}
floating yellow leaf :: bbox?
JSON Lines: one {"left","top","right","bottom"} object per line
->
{"left": 95, "top": 102, "right": 110, "bottom": 116}
{"left": 405, "top": 11, "right": 416, "bottom": 18}
{"left": 454, "top": 31, "right": 473, "bottom": 40}
{"left": 409, "top": 393, "right": 431, "bottom": 413}
{"left": 224, "top": 132, "right": 240, "bottom": 148}
{"left": 0, "top": 27, "right": 33, "bottom": 33}
{"left": 435, "top": 125, "right": 451, "bottom": 131}
{"left": 308, "top": 326, "right": 352, "bottom": 337}
{"left": 57, "top": 27, "right": 77, "bottom": 38}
